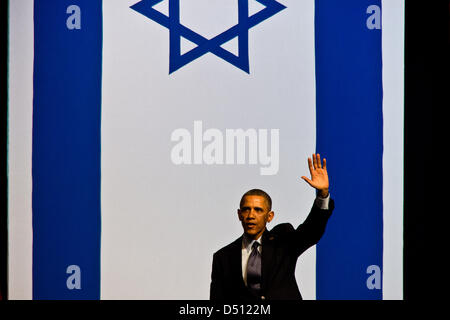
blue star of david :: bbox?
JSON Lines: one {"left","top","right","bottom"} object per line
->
{"left": 130, "top": 0, "right": 286, "bottom": 74}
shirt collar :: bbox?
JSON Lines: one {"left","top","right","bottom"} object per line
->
{"left": 242, "top": 233, "right": 263, "bottom": 252}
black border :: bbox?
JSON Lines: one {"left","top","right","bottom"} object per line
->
{"left": 1, "top": 0, "right": 9, "bottom": 301}
{"left": 403, "top": 1, "right": 448, "bottom": 300}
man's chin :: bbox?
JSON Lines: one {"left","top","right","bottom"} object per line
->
{"left": 244, "top": 228, "right": 263, "bottom": 239}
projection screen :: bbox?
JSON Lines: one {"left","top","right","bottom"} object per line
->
{"left": 8, "top": 0, "right": 404, "bottom": 299}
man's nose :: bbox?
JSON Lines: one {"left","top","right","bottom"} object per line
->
{"left": 247, "top": 209, "right": 256, "bottom": 219}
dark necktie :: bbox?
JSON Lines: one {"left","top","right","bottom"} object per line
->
{"left": 246, "top": 241, "right": 261, "bottom": 295}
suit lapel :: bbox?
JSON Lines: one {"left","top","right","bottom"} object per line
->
{"left": 230, "top": 236, "right": 246, "bottom": 287}
{"left": 261, "top": 228, "right": 276, "bottom": 292}
{"left": 231, "top": 235, "right": 258, "bottom": 297}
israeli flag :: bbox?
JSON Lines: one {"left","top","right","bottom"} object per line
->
{"left": 8, "top": 0, "right": 404, "bottom": 299}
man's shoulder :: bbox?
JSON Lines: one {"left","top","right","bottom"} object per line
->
{"left": 214, "top": 236, "right": 242, "bottom": 258}
{"left": 269, "top": 223, "right": 295, "bottom": 235}
{"left": 263, "top": 223, "right": 296, "bottom": 244}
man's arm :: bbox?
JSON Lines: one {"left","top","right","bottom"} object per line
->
{"left": 291, "top": 199, "right": 334, "bottom": 257}
{"left": 288, "top": 153, "right": 333, "bottom": 256}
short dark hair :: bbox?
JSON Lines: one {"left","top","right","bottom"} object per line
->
{"left": 239, "top": 189, "right": 272, "bottom": 211}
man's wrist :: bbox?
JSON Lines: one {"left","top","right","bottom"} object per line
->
{"left": 317, "top": 188, "right": 329, "bottom": 198}
{"left": 314, "top": 191, "right": 330, "bottom": 210}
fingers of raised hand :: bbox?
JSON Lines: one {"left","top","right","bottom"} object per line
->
{"left": 316, "top": 154, "right": 322, "bottom": 169}
{"left": 312, "top": 153, "right": 322, "bottom": 169}
{"left": 312, "top": 153, "right": 326, "bottom": 171}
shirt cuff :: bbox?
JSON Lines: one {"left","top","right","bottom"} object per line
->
{"left": 314, "top": 193, "right": 330, "bottom": 210}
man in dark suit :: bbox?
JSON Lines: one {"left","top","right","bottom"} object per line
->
{"left": 210, "top": 154, "right": 334, "bottom": 300}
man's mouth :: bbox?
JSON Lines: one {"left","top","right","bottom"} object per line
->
{"left": 246, "top": 223, "right": 256, "bottom": 228}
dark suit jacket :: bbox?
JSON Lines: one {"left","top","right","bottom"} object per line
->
{"left": 210, "top": 199, "right": 334, "bottom": 300}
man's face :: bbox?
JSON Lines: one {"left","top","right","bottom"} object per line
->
{"left": 238, "top": 195, "right": 274, "bottom": 240}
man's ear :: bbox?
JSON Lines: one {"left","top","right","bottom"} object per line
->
{"left": 267, "top": 211, "right": 274, "bottom": 223}
{"left": 237, "top": 209, "right": 243, "bottom": 221}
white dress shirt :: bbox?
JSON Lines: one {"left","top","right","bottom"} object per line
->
{"left": 241, "top": 234, "right": 263, "bottom": 286}
{"left": 241, "top": 194, "right": 330, "bottom": 285}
